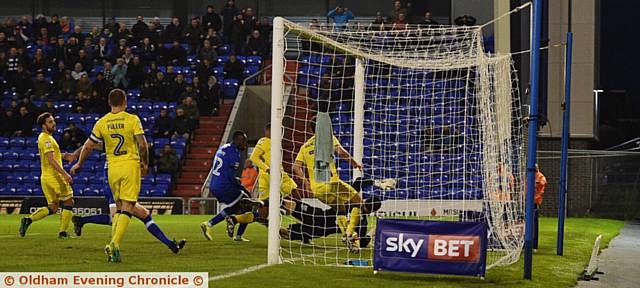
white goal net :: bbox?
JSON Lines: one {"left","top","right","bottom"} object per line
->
{"left": 268, "top": 18, "right": 526, "bottom": 269}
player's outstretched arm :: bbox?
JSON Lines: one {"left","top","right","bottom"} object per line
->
{"left": 293, "top": 160, "right": 310, "bottom": 193}
{"left": 135, "top": 134, "right": 149, "bottom": 176}
{"left": 46, "top": 151, "right": 73, "bottom": 184}
{"left": 335, "top": 144, "right": 362, "bottom": 170}
{"left": 63, "top": 144, "right": 104, "bottom": 164}
{"left": 70, "top": 138, "right": 97, "bottom": 174}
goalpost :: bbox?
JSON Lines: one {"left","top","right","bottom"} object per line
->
{"left": 268, "top": 17, "right": 527, "bottom": 269}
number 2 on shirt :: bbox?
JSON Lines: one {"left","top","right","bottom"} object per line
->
{"left": 212, "top": 156, "right": 224, "bottom": 176}
{"left": 110, "top": 134, "right": 127, "bottom": 156}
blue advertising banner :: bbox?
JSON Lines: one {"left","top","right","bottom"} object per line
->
{"left": 374, "top": 219, "right": 487, "bottom": 277}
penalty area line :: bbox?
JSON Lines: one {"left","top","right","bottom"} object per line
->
{"left": 0, "top": 233, "right": 42, "bottom": 238}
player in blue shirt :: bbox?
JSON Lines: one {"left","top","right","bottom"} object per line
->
{"left": 200, "top": 131, "right": 263, "bottom": 240}
{"left": 64, "top": 144, "right": 186, "bottom": 254}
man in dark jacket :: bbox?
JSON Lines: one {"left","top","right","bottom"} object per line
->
{"left": 202, "top": 5, "right": 223, "bottom": 33}
{"left": 131, "top": 15, "right": 149, "bottom": 43}
{"left": 153, "top": 108, "right": 175, "bottom": 138}
{"left": 223, "top": 54, "right": 244, "bottom": 80}
{"left": 156, "top": 144, "right": 180, "bottom": 177}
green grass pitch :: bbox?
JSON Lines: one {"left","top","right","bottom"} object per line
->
{"left": 0, "top": 214, "right": 622, "bottom": 287}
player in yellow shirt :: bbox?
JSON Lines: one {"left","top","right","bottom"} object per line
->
{"left": 293, "top": 122, "right": 364, "bottom": 253}
{"left": 70, "top": 89, "right": 149, "bottom": 262}
{"left": 225, "top": 123, "right": 298, "bottom": 241}
{"left": 19, "top": 112, "right": 75, "bottom": 239}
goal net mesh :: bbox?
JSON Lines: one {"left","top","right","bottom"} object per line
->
{"left": 272, "top": 20, "right": 525, "bottom": 269}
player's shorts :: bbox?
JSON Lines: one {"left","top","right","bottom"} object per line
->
{"left": 257, "top": 172, "right": 298, "bottom": 202}
{"left": 102, "top": 166, "right": 116, "bottom": 207}
{"left": 312, "top": 180, "right": 359, "bottom": 205}
{"left": 40, "top": 175, "right": 73, "bottom": 204}
{"left": 211, "top": 184, "right": 248, "bottom": 207}
{"left": 107, "top": 160, "right": 141, "bottom": 202}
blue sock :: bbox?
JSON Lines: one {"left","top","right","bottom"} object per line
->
{"left": 236, "top": 223, "right": 248, "bottom": 237}
{"left": 80, "top": 214, "right": 112, "bottom": 225}
{"left": 207, "top": 209, "right": 229, "bottom": 227}
{"left": 140, "top": 215, "right": 174, "bottom": 249}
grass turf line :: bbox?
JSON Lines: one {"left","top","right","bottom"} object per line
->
{"left": 0, "top": 215, "right": 622, "bottom": 287}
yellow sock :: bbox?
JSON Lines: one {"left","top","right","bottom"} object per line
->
{"left": 112, "top": 213, "right": 131, "bottom": 246}
{"left": 336, "top": 215, "right": 347, "bottom": 235}
{"left": 346, "top": 207, "right": 361, "bottom": 235}
{"left": 234, "top": 212, "right": 255, "bottom": 224}
{"left": 29, "top": 207, "right": 51, "bottom": 221}
{"left": 111, "top": 213, "right": 120, "bottom": 237}
{"left": 59, "top": 208, "right": 73, "bottom": 233}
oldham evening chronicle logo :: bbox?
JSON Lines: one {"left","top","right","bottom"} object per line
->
{"left": 381, "top": 231, "right": 481, "bottom": 262}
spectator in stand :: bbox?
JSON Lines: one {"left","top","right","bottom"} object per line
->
{"left": 223, "top": 54, "right": 244, "bottom": 80}
{"left": 65, "top": 122, "right": 87, "bottom": 147}
{"left": 198, "top": 39, "right": 217, "bottom": 63}
{"left": 393, "top": 13, "right": 408, "bottom": 30}
{"left": 59, "top": 130, "right": 77, "bottom": 151}
{"left": 6, "top": 47, "right": 22, "bottom": 76}
{"left": 152, "top": 17, "right": 164, "bottom": 34}
{"left": 30, "top": 48, "right": 48, "bottom": 73}
{"left": 169, "top": 74, "right": 187, "bottom": 101}
{"left": 76, "top": 49, "right": 93, "bottom": 71}
{"left": 533, "top": 163, "right": 547, "bottom": 251}
{"left": 139, "top": 37, "right": 157, "bottom": 64}
{"left": 454, "top": 15, "right": 477, "bottom": 26}
{"left": 372, "top": 11, "right": 386, "bottom": 27}
{"left": 203, "top": 5, "right": 223, "bottom": 32}
{"left": 94, "top": 37, "right": 110, "bottom": 62}
{"left": 156, "top": 144, "right": 180, "bottom": 177}
{"left": 195, "top": 57, "right": 214, "bottom": 80}
{"left": 103, "top": 61, "right": 113, "bottom": 81}
{"left": 71, "top": 62, "right": 87, "bottom": 80}
{"left": 140, "top": 78, "right": 156, "bottom": 99}
{"left": 110, "top": 38, "right": 128, "bottom": 61}
{"left": 122, "top": 47, "right": 134, "bottom": 64}
{"left": 112, "top": 57, "right": 128, "bottom": 89}
{"left": 76, "top": 74, "right": 92, "bottom": 97}
{"left": 131, "top": 15, "right": 148, "bottom": 43}
{"left": 114, "top": 22, "right": 133, "bottom": 45}
{"left": 70, "top": 25, "right": 85, "bottom": 43}
{"left": 65, "top": 36, "right": 81, "bottom": 64}
{"left": 221, "top": 0, "right": 239, "bottom": 42}
{"left": 154, "top": 72, "right": 171, "bottom": 101}
{"left": 327, "top": 6, "right": 355, "bottom": 29}
{"left": 204, "top": 28, "right": 223, "bottom": 51}
{"left": 40, "top": 99, "right": 57, "bottom": 114}
{"left": 230, "top": 12, "right": 250, "bottom": 55}
{"left": 145, "top": 23, "right": 160, "bottom": 44}
{"left": 173, "top": 108, "right": 192, "bottom": 141}
{"left": 17, "top": 16, "right": 32, "bottom": 39}
{"left": 1, "top": 110, "right": 19, "bottom": 136}
{"left": 32, "top": 71, "right": 51, "bottom": 100}
{"left": 9, "top": 64, "right": 32, "bottom": 96}
{"left": 48, "top": 14, "right": 62, "bottom": 37}
{"left": 423, "top": 11, "right": 439, "bottom": 26}
{"left": 92, "top": 72, "right": 112, "bottom": 104}
{"left": 388, "top": 0, "right": 408, "bottom": 23}
{"left": 20, "top": 97, "right": 39, "bottom": 115}
{"left": 180, "top": 84, "right": 198, "bottom": 101}
{"left": 99, "top": 27, "right": 113, "bottom": 44}
{"left": 49, "top": 37, "right": 66, "bottom": 65}
{"left": 14, "top": 106, "right": 34, "bottom": 136}
{"left": 240, "top": 159, "right": 258, "bottom": 192}
{"left": 178, "top": 96, "right": 200, "bottom": 127}
{"left": 244, "top": 8, "right": 258, "bottom": 29}
{"left": 204, "top": 75, "right": 222, "bottom": 116}
{"left": 246, "top": 30, "right": 267, "bottom": 57}
{"left": 56, "top": 70, "right": 76, "bottom": 99}
{"left": 164, "top": 17, "right": 183, "bottom": 43}
{"left": 257, "top": 16, "right": 272, "bottom": 42}
{"left": 127, "top": 56, "right": 145, "bottom": 88}
{"left": 87, "top": 26, "right": 100, "bottom": 43}
{"left": 0, "top": 32, "right": 9, "bottom": 54}
{"left": 153, "top": 108, "right": 175, "bottom": 138}
{"left": 183, "top": 17, "right": 204, "bottom": 54}
{"left": 59, "top": 16, "right": 73, "bottom": 38}
{"left": 165, "top": 40, "right": 186, "bottom": 66}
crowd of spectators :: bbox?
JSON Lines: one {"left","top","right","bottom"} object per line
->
{"left": 0, "top": 0, "right": 271, "bottom": 139}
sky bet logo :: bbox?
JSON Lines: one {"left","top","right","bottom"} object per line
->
{"left": 382, "top": 232, "right": 481, "bottom": 262}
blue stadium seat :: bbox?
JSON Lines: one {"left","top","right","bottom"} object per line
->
{"left": 217, "top": 44, "right": 231, "bottom": 55}
{"left": 223, "top": 79, "right": 239, "bottom": 98}
{"left": 9, "top": 138, "right": 26, "bottom": 148}
{"left": 155, "top": 174, "right": 172, "bottom": 185}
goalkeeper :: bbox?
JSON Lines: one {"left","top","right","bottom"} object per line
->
{"left": 293, "top": 117, "right": 364, "bottom": 253}
{"left": 281, "top": 196, "right": 381, "bottom": 247}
